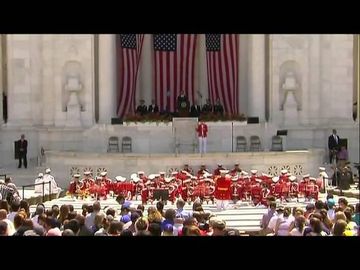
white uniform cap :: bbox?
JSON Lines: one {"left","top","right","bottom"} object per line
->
{"left": 148, "top": 174, "right": 156, "bottom": 180}
{"left": 171, "top": 171, "right": 179, "bottom": 175}
{"left": 38, "top": 173, "right": 44, "bottom": 177}
{"left": 281, "top": 169, "right": 288, "bottom": 174}
{"left": 84, "top": 171, "right": 91, "bottom": 175}
{"left": 255, "top": 178, "right": 262, "bottom": 183}
{"left": 250, "top": 169, "right": 258, "bottom": 174}
{"left": 130, "top": 173, "right": 138, "bottom": 179}
{"left": 159, "top": 171, "right": 166, "bottom": 175}
{"left": 165, "top": 177, "right": 172, "bottom": 183}
{"left": 138, "top": 171, "right": 145, "bottom": 175}
{"left": 115, "top": 176, "right": 126, "bottom": 182}
{"left": 289, "top": 176, "right": 297, "bottom": 181}
{"left": 240, "top": 171, "right": 249, "bottom": 176}
{"left": 272, "top": 176, "right": 280, "bottom": 182}
{"left": 319, "top": 167, "right": 325, "bottom": 171}
{"left": 100, "top": 171, "right": 107, "bottom": 177}
{"left": 45, "top": 168, "right": 51, "bottom": 173}
{"left": 73, "top": 174, "right": 80, "bottom": 178}
{"left": 132, "top": 177, "right": 140, "bottom": 183}
{"left": 96, "top": 176, "right": 102, "bottom": 180}
{"left": 319, "top": 172, "right": 328, "bottom": 178}
{"left": 191, "top": 176, "right": 197, "bottom": 180}
{"left": 303, "top": 174, "right": 310, "bottom": 178}
{"left": 309, "top": 177, "right": 316, "bottom": 182}
{"left": 219, "top": 170, "right": 229, "bottom": 174}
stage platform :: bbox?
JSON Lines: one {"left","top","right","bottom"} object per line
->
{"left": 44, "top": 149, "right": 325, "bottom": 188}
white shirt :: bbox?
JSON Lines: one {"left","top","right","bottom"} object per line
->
{"left": 43, "top": 174, "right": 60, "bottom": 194}
{"left": 327, "top": 209, "right": 335, "bottom": 222}
{"left": 34, "top": 177, "right": 44, "bottom": 193}
{"left": 85, "top": 212, "right": 98, "bottom": 230}
{"left": 7, "top": 212, "right": 17, "bottom": 223}
{"left": 3, "top": 219, "right": 16, "bottom": 236}
{"left": 289, "top": 228, "right": 303, "bottom": 236}
{"left": 276, "top": 216, "right": 292, "bottom": 236}
{"left": 267, "top": 214, "right": 279, "bottom": 232}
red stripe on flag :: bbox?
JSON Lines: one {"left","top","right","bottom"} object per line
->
{"left": 206, "top": 34, "right": 239, "bottom": 114}
{"left": 117, "top": 34, "right": 144, "bottom": 118}
{"left": 153, "top": 34, "right": 197, "bottom": 113}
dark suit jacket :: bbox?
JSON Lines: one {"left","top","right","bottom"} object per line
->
{"left": 18, "top": 139, "right": 28, "bottom": 154}
{"left": 148, "top": 104, "right": 159, "bottom": 113}
{"left": 328, "top": 134, "right": 340, "bottom": 150}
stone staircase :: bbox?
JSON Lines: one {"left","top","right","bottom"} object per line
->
{"left": 28, "top": 193, "right": 359, "bottom": 234}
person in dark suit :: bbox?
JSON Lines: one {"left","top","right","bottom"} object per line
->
{"left": 328, "top": 129, "right": 340, "bottom": 164}
{"left": 17, "top": 134, "right": 28, "bottom": 169}
{"left": 213, "top": 98, "right": 224, "bottom": 115}
{"left": 190, "top": 100, "right": 201, "bottom": 118}
{"left": 135, "top": 99, "right": 147, "bottom": 116}
{"left": 148, "top": 99, "right": 159, "bottom": 114}
{"left": 176, "top": 91, "right": 190, "bottom": 113}
{"left": 201, "top": 99, "right": 213, "bottom": 114}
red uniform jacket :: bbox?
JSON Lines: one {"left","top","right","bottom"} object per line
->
{"left": 213, "top": 168, "right": 224, "bottom": 176}
{"left": 68, "top": 181, "right": 82, "bottom": 194}
{"left": 196, "top": 123, "right": 208, "bottom": 138}
{"left": 214, "top": 177, "right": 232, "bottom": 200}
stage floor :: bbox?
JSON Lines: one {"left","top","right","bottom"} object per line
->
{"left": 45, "top": 149, "right": 325, "bottom": 188}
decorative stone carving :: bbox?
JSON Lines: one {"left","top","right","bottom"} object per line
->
{"left": 63, "top": 60, "right": 84, "bottom": 127}
{"left": 279, "top": 60, "right": 303, "bottom": 112}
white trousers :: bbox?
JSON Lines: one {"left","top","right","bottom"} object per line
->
{"left": 198, "top": 137, "right": 207, "bottom": 154}
{"left": 216, "top": 199, "right": 229, "bottom": 210}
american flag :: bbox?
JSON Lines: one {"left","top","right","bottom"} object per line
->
{"left": 153, "top": 34, "right": 197, "bottom": 112}
{"left": 117, "top": 34, "right": 144, "bottom": 118}
{"left": 206, "top": 34, "right": 239, "bottom": 114}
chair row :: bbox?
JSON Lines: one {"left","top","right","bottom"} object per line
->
{"left": 236, "top": 135, "right": 283, "bottom": 152}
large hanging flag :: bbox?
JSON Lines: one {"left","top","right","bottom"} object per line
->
{"left": 117, "top": 34, "right": 144, "bottom": 118}
{"left": 205, "top": 34, "right": 239, "bottom": 114}
{"left": 153, "top": 34, "right": 197, "bottom": 112}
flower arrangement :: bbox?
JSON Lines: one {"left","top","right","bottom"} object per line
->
{"left": 124, "top": 112, "right": 246, "bottom": 123}
{"left": 66, "top": 189, "right": 90, "bottom": 200}
{"left": 199, "top": 113, "right": 247, "bottom": 122}
{"left": 124, "top": 113, "right": 172, "bottom": 123}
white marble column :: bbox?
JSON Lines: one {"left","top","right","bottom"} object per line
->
{"left": 139, "top": 34, "right": 153, "bottom": 105}
{"left": 98, "top": 34, "right": 117, "bottom": 123}
{"left": 248, "top": 34, "right": 266, "bottom": 121}
{"left": 41, "top": 35, "right": 55, "bottom": 126}
{"left": 197, "top": 34, "right": 208, "bottom": 107}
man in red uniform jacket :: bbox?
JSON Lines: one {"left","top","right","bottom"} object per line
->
{"left": 68, "top": 174, "right": 82, "bottom": 196}
{"left": 214, "top": 164, "right": 225, "bottom": 176}
{"left": 196, "top": 121, "right": 208, "bottom": 154}
{"left": 230, "top": 163, "right": 242, "bottom": 176}
{"left": 214, "top": 170, "right": 232, "bottom": 210}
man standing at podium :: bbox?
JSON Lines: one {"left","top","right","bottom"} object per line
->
{"left": 196, "top": 121, "right": 208, "bottom": 154}
{"left": 17, "top": 134, "right": 28, "bottom": 169}
{"left": 177, "top": 90, "right": 190, "bottom": 115}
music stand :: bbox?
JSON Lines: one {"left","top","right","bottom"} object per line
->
{"left": 153, "top": 189, "right": 169, "bottom": 201}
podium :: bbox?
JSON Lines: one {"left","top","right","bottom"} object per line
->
{"left": 172, "top": 117, "right": 198, "bottom": 154}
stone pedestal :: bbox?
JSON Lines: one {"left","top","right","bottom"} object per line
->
{"left": 283, "top": 90, "right": 299, "bottom": 127}
{"left": 66, "top": 91, "right": 82, "bottom": 127}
